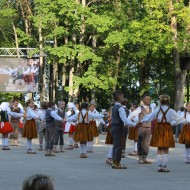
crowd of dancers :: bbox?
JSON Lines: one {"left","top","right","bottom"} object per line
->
{"left": 0, "top": 91, "right": 190, "bottom": 173}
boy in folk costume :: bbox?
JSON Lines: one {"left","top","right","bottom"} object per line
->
{"left": 128, "top": 93, "right": 152, "bottom": 164}
{"left": 9, "top": 99, "right": 25, "bottom": 146}
{"left": 111, "top": 91, "right": 139, "bottom": 169}
{"left": 128, "top": 103, "right": 138, "bottom": 156}
{"left": 66, "top": 102, "right": 104, "bottom": 158}
{"left": 45, "top": 102, "right": 64, "bottom": 156}
{"left": 142, "top": 94, "right": 186, "bottom": 172}
{"left": 37, "top": 102, "right": 48, "bottom": 151}
{"left": 0, "top": 102, "right": 23, "bottom": 150}
{"left": 22, "top": 99, "right": 39, "bottom": 154}
{"left": 179, "top": 102, "right": 190, "bottom": 164}
{"left": 53, "top": 101, "right": 66, "bottom": 153}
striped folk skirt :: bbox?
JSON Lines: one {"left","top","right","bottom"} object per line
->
{"left": 105, "top": 125, "right": 113, "bottom": 144}
{"left": 150, "top": 123, "right": 175, "bottom": 148}
{"left": 89, "top": 120, "right": 99, "bottom": 138}
{"left": 179, "top": 124, "right": 190, "bottom": 145}
{"left": 74, "top": 123, "right": 93, "bottom": 143}
{"left": 128, "top": 127, "right": 138, "bottom": 141}
{"left": 22, "top": 119, "right": 38, "bottom": 139}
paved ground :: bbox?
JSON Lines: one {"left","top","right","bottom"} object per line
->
{"left": 0, "top": 134, "right": 189, "bottom": 190}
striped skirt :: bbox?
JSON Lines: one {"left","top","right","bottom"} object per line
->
{"left": 22, "top": 119, "right": 38, "bottom": 139}
{"left": 150, "top": 123, "right": 175, "bottom": 148}
{"left": 179, "top": 124, "right": 190, "bottom": 145}
{"left": 74, "top": 123, "right": 93, "bottom": 143}
{"left": 128, "top": 127, "right": 138, "bottom": 141}
{"left": 89, "top": 120, "right": 99, "bottom": 138}
{"left": 105, "top": 125, "right": 113, "bottom": 144}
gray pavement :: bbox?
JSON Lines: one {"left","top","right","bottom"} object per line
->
{"left": 0, "top": 134, "right": 189, "bottom": 190}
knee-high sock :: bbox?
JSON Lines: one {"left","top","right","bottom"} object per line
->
{"left": 83, "top": 143, "right": 87, "bottom": 154}
{"left": 157, "top": 154, "right": 162, "bottom": 166}
{"left": 27, "top": 139, "right": 32, "bottom": 150}
{"left": 108, "top": 148, "right": 113, "bottom": 159}
{"left": 87, "top": 141, "right": 93, "bottom": 150}
{"left": 134, "top": 141, "right": 137, "bottom": 152}
{"left": 2, "top": 138, "right": 5, "bottom": 146}
{"left": 162, "top": 154, "right": 168, "bottom": 167}
{"left": 69, "top": 137, "right": 73, "bottom": 145}
{"left": 5, "top": 138, "right": 9, "bottom": 146}
{"left": 79, "top": 144, "right": 83, "bottom": 154}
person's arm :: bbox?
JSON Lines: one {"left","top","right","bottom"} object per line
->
{"left": 50, "top": 110, "right": 63, "bottom": 121}
{"left": 27, "top": 108, "right": 39, "bottom": 119}
{"left": 119, "top": 107, "right": 136, "bottom": 127}
{"left": 66, "top": 113, "right": 78, "bottom": 122}
{"left": 128, "top": 107, "right": 141, "bottom": 120}
{"left": 170, "top": 109, "right": 187, "bottom": 126}
{"left": 141, "top": 108, "right": 158, "bottom": 123}
{"left": 7, "top": 107, "right": 24, "bottom": 118}
{"left": 88, "top": 112, "right": 104, "bottom": 120}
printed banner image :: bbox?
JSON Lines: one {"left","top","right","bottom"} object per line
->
{"left": 0, "top": 58, "right": 39, "bottom": 93}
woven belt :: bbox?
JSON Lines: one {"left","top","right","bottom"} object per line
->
{"left": 142, "top": 127, "right": 150, "bottom": 128}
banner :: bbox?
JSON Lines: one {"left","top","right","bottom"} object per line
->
{"left": 0, "top": 58, "right": 39, "bottom": 92}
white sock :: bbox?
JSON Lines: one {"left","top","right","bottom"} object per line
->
{"left": 5, "top": 138, "right": 9, "bottom": 146}
{"left": 2, "top": 138, "right": 5, "bottom": 146}
{"left": 157, "top": 154, "right": 162, "bottom": 166}
{"left": 87, "top": 141, "right": 93, "bottom": 150}
{"left": 134, "top": 141, "right": 137, "bottom": 152}
{"left": 83, "top": 143, "right": 87, "bottom": 154}
{"left": 69, "top": 137, "right": 73, "bottom": 145}
{"left": 162, "top": 154, "right": 168, "bottom": 167}
{"left": 185, "top": 148, "right": 189, "bottom": 159}
{"left": 79, "top": 144, "right": 83, "bottom": 154}
{"left": 27, "top": 139, "right": 32, "bottom": 150}
{"left": 108, "top": 148, "right": 113, "bottom": 159}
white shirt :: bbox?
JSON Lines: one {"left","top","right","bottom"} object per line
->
{"left": 26, "top": 107, "right": 39, "bottom": 120}
{"left": 141, "top": 105, "right": 187, "bottom": 126}
{"left": 66, "top": 109, "right": 104, "bottom": 124}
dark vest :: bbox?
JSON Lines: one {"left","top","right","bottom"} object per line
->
{"left": 111, "top": 104, "right": 124, "bottom": 132}
{"left": 45, "top": 108, "right": 54, "bottom": 124}
{"left": 55, "top": 109, "right": 65, "bottom": 128}
{"left": 123, "top": 106, "right": 130, "bottom": 117}
{"left": 10, "top": 107, "right": 21, "bottom": 122}
{"left": 0, "top": 110, "right": 9, "bottom": 122}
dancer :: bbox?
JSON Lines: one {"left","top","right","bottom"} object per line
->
{"left": 142, "top": 94, "right": 186, "bottom": 172}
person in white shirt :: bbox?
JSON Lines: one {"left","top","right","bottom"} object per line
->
{"left": 22, "top": 99, "right": 39, "bottom": 154}
{"left": 179, "top": 103, "right": 190, "bottom": 163}
{"left": 66, "top": 102, "right": 105, "bottom": 158}
{"left": 141, "top": 94, "right": 186, "bottom": 172}
{"left": 128, "top": 93, "right": 152, "bottom": 164}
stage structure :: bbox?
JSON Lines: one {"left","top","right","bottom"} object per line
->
{"left": 0, "top": 48, "right": 50, "bottom": 103}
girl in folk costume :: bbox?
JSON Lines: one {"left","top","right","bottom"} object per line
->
{"left": 66, "top": 102, "right": 104, "bottom": 158}
{"left": 142, "top": 95, "right": 186, "bottom": 172}
{"left": 0, "top": 102, "right": 23, "bottom": 150}
{"left": 87, "top": 102, "right": 106, "bottom": 153}
{"left": 22, "top": 99, "right": 39, "bottom": 154}
{"left": 64, "top": 102, "right": 77, "bottom": 150}
{"left": 128, "top": 103, "right": 138, "bottom": 156}
{"left": 179, "top": 102, "right": 190, "bottom": 164}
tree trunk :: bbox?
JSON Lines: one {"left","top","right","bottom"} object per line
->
{"left": 12, "top": 22, "right": 20, "bottom": 58}
{"left": 169, "top": 0, "right": 186, "bottom": 110}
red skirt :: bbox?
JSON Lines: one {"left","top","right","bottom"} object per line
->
{"left": 64, "top": 122, "right": 76, "bottom": 134}
{"left": 0, "top": 122, "right": 13, "bottom": 134}
{"left": 179, "top": 124, "right": 190, "bottom": 145}
{"left": 150, "top": 123, "right": 175, "bottom": 148}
